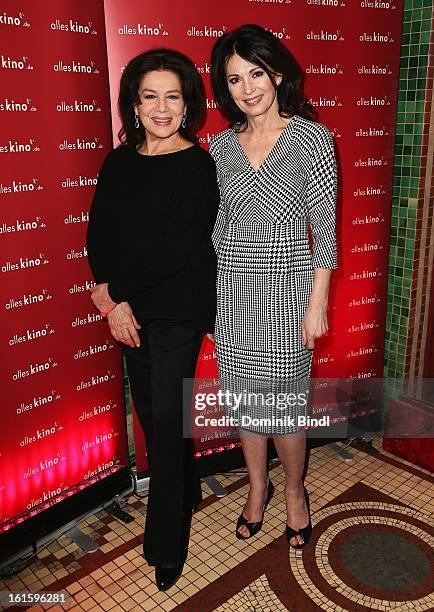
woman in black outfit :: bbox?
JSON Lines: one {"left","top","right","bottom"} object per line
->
{"left": 86, "top": 49, "right": 219, "bottom": 592}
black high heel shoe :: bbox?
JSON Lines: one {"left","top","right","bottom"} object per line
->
{"left": 236, "top": 479, "right": 274, "bottom": 540}
{"left": 285, "top": 486, "right": 312, "bottom": 549}
{"left": 155, "top": 563, "right": 184, "bottom": 591}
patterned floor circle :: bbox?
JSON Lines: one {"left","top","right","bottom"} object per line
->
{"left": 340, "top": 529, "right": 430, "bottom": 591}
{"left": 290, "top": 501, "right": 434, "bottom": 611}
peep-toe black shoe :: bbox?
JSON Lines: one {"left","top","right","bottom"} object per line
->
{"left": 285, "top": 486, "right": 312, "bottom": 549}
{"left": 236, "top": 479, "right": 274, "bottom": 540}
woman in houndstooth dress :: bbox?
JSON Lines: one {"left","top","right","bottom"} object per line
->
{"left": 209, "top": 25, "right": 338, "bottom": 546}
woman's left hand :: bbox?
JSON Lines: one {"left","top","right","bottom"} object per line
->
{"left": 301, "top": 302, "right": 329, "bottom": 350}
{"left": 89, "top": 282, "right": 117, "bottom": 316}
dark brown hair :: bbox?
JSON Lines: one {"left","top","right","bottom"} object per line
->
{"left": 211, "top": 24, "right": 316, "bottom": 130}
{"left": 118, "top": 48, "right": 206, "bottom": 146}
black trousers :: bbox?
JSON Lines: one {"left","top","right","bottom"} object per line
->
{"left": 123, "top": 319, "right": 204, "bottom": 566}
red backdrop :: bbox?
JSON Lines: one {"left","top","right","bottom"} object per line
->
{"left": 0, "top": 0, "right": 128, "bottom": 533}
{"left": 103, "top": 0, "right": 404, "bottom": 471}
{"left": 1, "top": 0, "right": 404, "bottom": 530}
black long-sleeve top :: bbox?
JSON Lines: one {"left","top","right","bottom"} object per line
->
{"left": 86, "top": 143, "right": 219, "bottom": 331}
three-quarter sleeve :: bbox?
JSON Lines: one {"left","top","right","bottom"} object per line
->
{"left": 306, "top": 125, "right": 338, "bottom": 270}
{"left": 86, "top": 152, "right": 119, "bottom": 285}
{"left": 107, "top": 154, "right": 219, "bottom": 303}
{"left": 209, "top": 135, "right": 227, "bottom": 255}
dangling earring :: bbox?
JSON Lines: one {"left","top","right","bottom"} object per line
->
{"left": 134, "top": 114, "right": 140, "bottom": 129}
{"left": 181, "top": 113, "right": 186, "bottom": 129}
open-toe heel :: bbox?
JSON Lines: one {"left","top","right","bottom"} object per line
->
{"left": 285, "top": 486, "right": 312, "bottom": 549}
{"left": 236, "top": 479, "right": 274, "bottom": 540}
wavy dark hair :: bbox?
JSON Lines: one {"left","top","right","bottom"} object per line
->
{"left": 118, "top": 48, "right": 206, "bottom": 146}
{"left": 211, "top": 24, "right": 315, "bottom": 131}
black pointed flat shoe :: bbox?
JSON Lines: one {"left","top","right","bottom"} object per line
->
{"left": 285, "top": 486, "right": 312, "bottom": 549}
{"left": 155, "top": 563, "right": 184, "bottom": 591}
{"left": 236, "top": 479, "right": 275, "bottom": 540}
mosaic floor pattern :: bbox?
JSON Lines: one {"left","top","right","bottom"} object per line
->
{"left": 1, "top": 437, "right": 433, "bottom": 611}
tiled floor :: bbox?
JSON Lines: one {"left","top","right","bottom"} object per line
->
{"left": 1, "top": 437, "right": 433, "bottom": 611}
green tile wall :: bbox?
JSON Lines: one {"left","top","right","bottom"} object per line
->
{"left": 384, "top": 0, "right": 433, "bottom": 379}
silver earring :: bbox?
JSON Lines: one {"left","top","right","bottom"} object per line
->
{"left": 134, "top": 114, "right": 139, "bottom": 129}
{"left": 181, "top": 114, "right": 186, "bottom": 129}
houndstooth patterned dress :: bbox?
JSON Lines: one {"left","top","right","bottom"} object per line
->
{"left": 209, "top": 114, "right": 338, "bottom": 435}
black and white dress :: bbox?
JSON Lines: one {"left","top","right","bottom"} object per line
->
{"left": 209, "top": 114, "right": 338, "bottom": 435}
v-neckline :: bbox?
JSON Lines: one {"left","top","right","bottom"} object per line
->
{"left": 233, "top": 115, "right": 297, "bottom": 174}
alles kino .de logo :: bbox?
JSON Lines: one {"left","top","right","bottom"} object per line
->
{"left": 1, "top": 55, "right": 33, "bottom": 70}
{"left": 9, "top": 323, "right": 55, "bottom": 347}
{"left": 0, "top": 97, "right": 37, "bottom": 112}
{"left": 118, "top": 21, "right": 168, "bottom": 36}
{"left": 53, "top": 59, "right": 99, "bottom": 74}
{"left": 0, "top": 215, "right": 46, "bottom": 235}
{"left": 2, "top": 252, "right": 49, "bottom": 273}
{"left": 5, "top": 287, "right": 52, "bottom": 311}
{"left": 0, "top": 177, "right": 43, "bottom": 194}
{"left": 17, "top": 388, "right": 60, "bottom": 415}
{"left": 51, "top": 18, "right": 97, "bottom": 35}
{"left": 57, "top": 99, "right": 101, "bottom": 112}
{"left": 12, "top": 356, "right": 58, "bottom": 381}
{"left": 23, "top": 451, "right": 66, "bottom": 479}
{"left": 0, "top": 137, "right": 40, "bottom": 153}
{"left": 20, "top": 421, "right": 63, "bottom": 447}
{"left": 0, "top": 11, "right": 31, "bottom": 27}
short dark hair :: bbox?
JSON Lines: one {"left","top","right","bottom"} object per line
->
{"left": 118, "top": 48, "right": 206, "bottom": 146}
{"left": 211, "top": 24, "right": 315, "bottom": 130}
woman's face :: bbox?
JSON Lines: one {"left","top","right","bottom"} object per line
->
{"left": 225, "top": 53, "right": 281, "bottom": 119}
{"left": 135, "top": 69, "right": 186, "bottom": 139}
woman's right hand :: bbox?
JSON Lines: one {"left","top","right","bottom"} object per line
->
{"left": 206, "top": 333, "right": 214, "bottom": 342}
{"left": 107, "top": 302, "right": 141, "bottom": 348}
